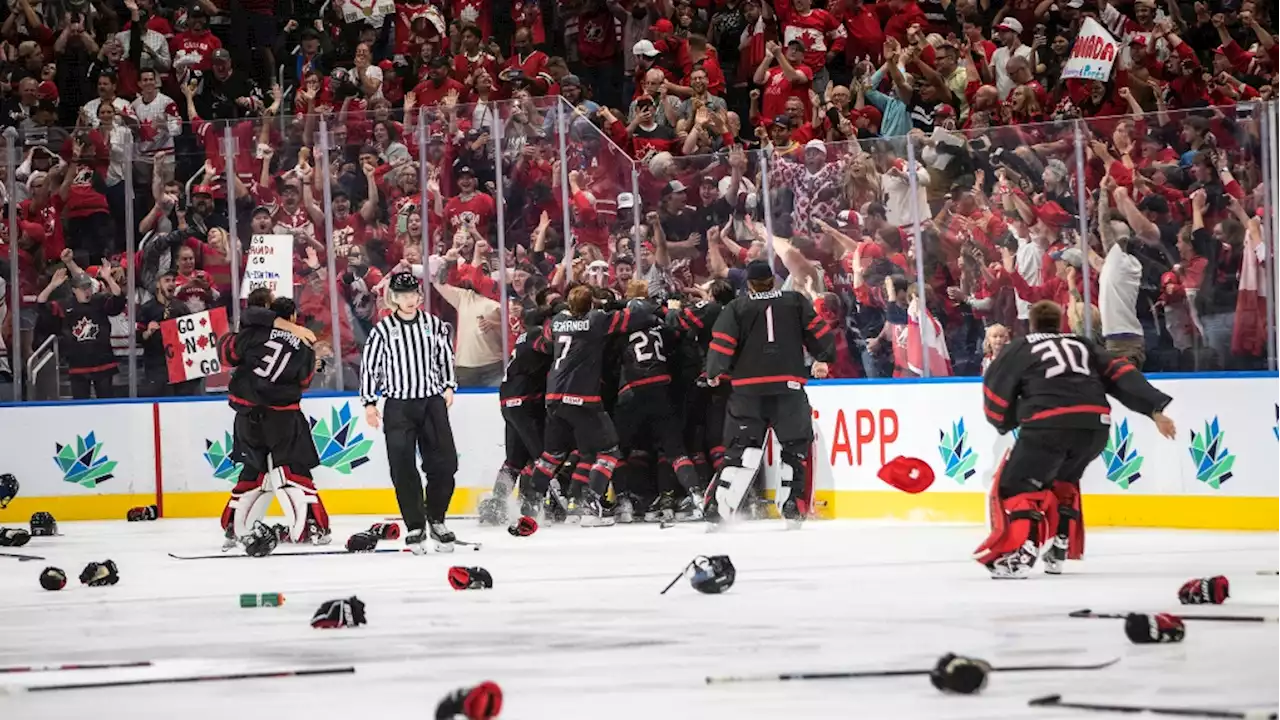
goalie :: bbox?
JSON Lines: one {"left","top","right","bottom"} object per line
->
{"left": 978, "top": 300, "right": 1176, "bottom": 578}
{"left": 216, "top": 289, "right": 331, "bottom": 555}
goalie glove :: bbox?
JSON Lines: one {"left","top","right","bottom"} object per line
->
{"left": 1124, "top": 613, "right": 1186, "bottom": 644}
{"left": 79, "top": 560, "right": 120, "bottom": 587}
{"left": 0, "top": 527, "right": 31, "bottom": 546}
{"left": 346, "top": 530, "right": 379, "bottom": 553}
{"left": 447, "top": 566, "right": 493, "bottom": 590}
{"left": 435, "top": 681, "right": 503, "bottom": 720}
{"left": 310, "top": 596, "right": 367, "bottom": 629}
{"left": 1178, "top": 575, "right": 1229, "bottom": 605}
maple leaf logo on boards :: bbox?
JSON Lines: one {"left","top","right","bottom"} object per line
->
{"left": 203, "top": 431, "right": 243, "bottom": 481}
{"left": 71, "top": 316, "right": 98, "bottom": 342}
{"left": 1101, "top": 418, "right": 1143, "bottom": 489}
{"left": 937, "top": 418, "right": 978, "bottom": 483}
{"left": 1188, "top": 416, "right": 1236, "bottom": 490}
{"left": 309, "top": 402, "right": 374, "bottom": 474}
{"left": 53, "top": 432, "right": 117, "bottom": 489}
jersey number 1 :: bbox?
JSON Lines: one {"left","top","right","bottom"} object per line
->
{"left": 1032, "top": 337, "right": 1090, "bottom": 379}
{"left": 765, "top": 305, "right": 776, "bottom": 343}
{"left": 254, "top": 340, "right": 294, "bottom": 382}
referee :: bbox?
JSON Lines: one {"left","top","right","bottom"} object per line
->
{"left": 361, "top": 271, "right": 459, "bottom": 554}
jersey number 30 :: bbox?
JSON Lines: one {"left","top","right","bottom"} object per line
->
{"left": 1031, "top": 337, "right": 1090, "bottom": 379}
{"left": 254, "top": 340, "right": 294, "bottom": 382}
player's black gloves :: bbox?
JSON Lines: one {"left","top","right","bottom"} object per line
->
{"left": 311, "top": 596, "right": 366, "bottom": 628}
{"left": 448, "top": 566, "right": 493, "bottom": 590}
{"left": 79, "top": 560, "right": 119, "bottom": 586}
{"left": 0, "top": 527, "right": 31, "bottom": 546}
{"left": 1124, "top": 613, "right": 1186, "bottom": 644}
{"left": 435, "top": 681, "right": 503, "bottom": 720}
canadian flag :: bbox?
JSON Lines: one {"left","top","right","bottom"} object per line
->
{"left": 904, "top": 299, "right": 953, "bottom": 378}
{"left": 162, "top": 308, "right": 231, "bottom": 383}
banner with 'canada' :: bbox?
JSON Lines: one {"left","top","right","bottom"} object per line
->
{"left": 1062, "top": 18, "right": 1119, "bottom": 81}
{"left": 162, "top": 308, "right": 231, "bottom": 383}
{"left": 241, "top": 234, "right": 294, "bottom": 300}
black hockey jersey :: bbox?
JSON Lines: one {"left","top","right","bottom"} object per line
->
{"left": 668, "top": 298, "right": 722, "bottom": 385}
{"left": 500, "top": 322, "right": 552, "bottom": 406}
{"left": 543, "top": 305, "right": 654, "bottom": 406}
{"left": 220, "top": 322, "right": 316, "bottom": 411}
{"left": 42, "top": 293, "right": 126, "bottom": 373}
{"left": 706, "top": 289, "right": 835, "bottom": 394}
{"left": 982, "top": 333, "right": 1171, "bottom": 433}
{"left": 618, "top": 298, "right": 675, "bottom": 395}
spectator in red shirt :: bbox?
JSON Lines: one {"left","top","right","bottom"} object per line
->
{"left": 413, "top": 56, "right": 465, "bottom": 108}
{"left": 752, "top": 39, "right": 812, "bottom": 127}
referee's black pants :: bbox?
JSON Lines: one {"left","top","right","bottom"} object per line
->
{"left": 383, "top": 395, "right": 458, "bottom": 531}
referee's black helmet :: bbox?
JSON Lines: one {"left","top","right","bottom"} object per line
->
{"left": 388, "top": 272, "right": 420, "bottom": 293}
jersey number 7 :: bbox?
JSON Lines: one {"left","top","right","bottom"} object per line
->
{"left": 554, "top": 336, "right": 573, "bottom": 369}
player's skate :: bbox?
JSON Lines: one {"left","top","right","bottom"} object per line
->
{"left": 221, "top": 525, "right": 239, "bottom": 552}
{"left": 987, "top": 540, "right": 1039, "bottom": 579}
{"left": 1042, "top": 536, "right": 1068, "bottom": 575}
{"left": 780, "top": 497, "right": 803, "bottom": 530}
{"left": 615, "top": 493, "right": 636, "bottom": 524}
{"left": 303, "top": 517, "right": 332, "bottom": 545}
{"left": 644, "top": 491, "right": 674, "bottom": 523}
{"left": 405, "top": 528, "right": 428, "bottom": 555}
{"left": 675, "top": 489, "right": 704, "bottom": 521}
{"left": 578, "top": 487, "right": 615, "bottom": 527}
{"left": 429, "top": 521, "right": 456, "bottom": 552}
{"left": 548, "top": 479, "right": 572, "bottom": 524}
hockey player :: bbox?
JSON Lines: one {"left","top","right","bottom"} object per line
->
{"left": 705, "top": 260, "right": 835, "bottom": 526}
{"left": 977, "top": 300, "right": 1176, "bottom": 578}
{"left": 216, "top": 291, "right": 329, "bottom": 552}
{"left": 612, "top": 280, "right": 703, "bottom": 523}
{"left": 528, "top": 284, "right": 656, "bottom": 527}
{"left": 482, "top": 294, "right": 553, "bottom": 525}
{"left": 669, "top": 281, "right": 736, "bottom": 490}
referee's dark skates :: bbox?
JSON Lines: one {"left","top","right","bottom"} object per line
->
{"left": 360, "top": 272, "right": 460, "bottom": 554}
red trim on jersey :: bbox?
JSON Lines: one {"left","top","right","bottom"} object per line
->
{"left": 712, "top": 331, "right": 736, "bottom": 345}
{"left": 673, "top": 457, "right": 694, "bottom": 469}
{"left": 619, "top": 374, "right": 671, "bottom": 395}
{"left": 501, "top": 394, "right": 544, "bottom": 406}
{"left": 1109, "top": 363, "right": 1135, "bottom": 380}
{"left": 683, "top": 308, "right": 704, "bottom": 328}
{"left": 546, "top": 393, "right": 603, "bottom": 403}
{"left": 731, "top": 374, "right": 808, "bottom": 387}
{"left": 984, "top": 406, "right": 1003, "bottom": 422}
{"left": 709, "top": 342, "right": 735, "bottom": 356}
{"left": 68, "top": 363, "right": 119, "bottom": 375}
{"left": 812, "top": 323, "right": 831, "bottom": 339}
{"left": 983, "top": 386, "right": 1009, "bottom": 408}
{"left": 228, "top": 394, "right": 301, "bottom": 411}
{"left": 1025, "top": 404, "right": 1112, "bottom": 423}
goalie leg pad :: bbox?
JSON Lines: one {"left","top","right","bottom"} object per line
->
{"left": 775, "top": 444, "right": 809, "bottom": 516}
{"left": 974, "top": 489, "right": 1054, "bottom": 566}
{"left": 224, "top": 471, "right": 269, "bottom": 538}
{"left": 1047, "top": 481, "right": 1084, "bottom": 559}
{"left": 713, "top": 446, "right": 764, "bottom": 518}
{"left": 278, "top": 466, "right": 327, "bottom": 542}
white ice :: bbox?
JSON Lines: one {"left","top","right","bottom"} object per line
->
{"left": 0, "top": 517, "right": 1276, "bottom": 719}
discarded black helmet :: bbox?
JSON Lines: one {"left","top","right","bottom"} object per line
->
{"left": 29, "top": 511, "right": 56, "bottom": 537}
{"left": 0, "top": 474, "right": 16, "bottom": 508}
{"left": 689, "top": 555, "right": 736, "bottom": 594}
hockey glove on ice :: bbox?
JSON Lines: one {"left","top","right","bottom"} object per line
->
{"left": 311, "top": 596, "right": 367, "bottom": 629}
{"left": 507, "top": 516, "right": 537, "bottom": 537}
{"left": 79, "top": 560, "right": 119, "bottom": 587}
{"left": 1178, "top": 576, "right": 1229, "bottom": 605}
{"left": 370, "top": 522, "right": 401, "bottom": 540}
{"left": 1124, "top": 613, "right": 1185, "bottom": 644}
{"left": 435, "top": 681, "right": 503, "bottom": 720}
{"left": 346, "top": 530, "right": 379, "bottom": 553}
{"left": 0, "top": 527, "right": 31, "bottom": 546}
{"left": 929, "top": 653, "right": 991, "bottom": 695}
{"left": 448, "top": 566, "right": 493, "bottom": 590}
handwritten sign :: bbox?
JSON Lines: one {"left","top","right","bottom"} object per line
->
{"left": 162, "top": 307, "right": 230, "bottom": 383}
{"left": 1062, "top": 18, "right": 1119, "bottom": 82}
{"left": 240, "top": 234, "right": 294, "bottom": 299}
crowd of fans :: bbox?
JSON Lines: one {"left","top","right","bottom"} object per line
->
{"left": 0, "top": 0, "right": 1274, "bottom": 399}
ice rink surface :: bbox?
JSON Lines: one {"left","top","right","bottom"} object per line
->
{"left": 0, "top": 517, "right": 1275, "bottom": 719}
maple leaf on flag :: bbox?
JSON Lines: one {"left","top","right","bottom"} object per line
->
{"left": 196, "top": 335, "right": 209, "bottom": 349}
{"left": 199, "top": 317, "right": 208, "bottom": 327}
{"left": 186, "top": 358, "right": 194, "bottom": 367}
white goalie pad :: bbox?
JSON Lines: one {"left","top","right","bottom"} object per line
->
{"left": 714, "top": 447, "right": 764, "bottom": 519}
{"left": 774, "top": 461, "right": 796, "bottom": 510}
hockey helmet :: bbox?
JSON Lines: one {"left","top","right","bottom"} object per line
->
{"left": 29, "top": 511, "right": 57, "bottom": 537}
{"left": 877, "top": 456, "right": 935, "bottom": 494}
{"left": 689, "top": 555, "right": 736, "bottom": 594}
{"left": 0, "top": 473, "right": 17, "bottom": 508}
{"left": 388, "top": 271, "right": 420, "bottom": 294}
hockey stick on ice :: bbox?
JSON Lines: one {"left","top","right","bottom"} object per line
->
{"left": 0, "top": 661, "right": 152, "bottom": 674}
{"left": 704, "top": 657, "right": 1119, "bottom": 684}
{"left": 1070, "top": 609, "right": 1277, "bottom": 623}
{"left": 0, "top": 551, "right": 45, "bottom": 561}
{"left": 1030, "top": 693, "right": 1278, "bottom": 718}
{"left": 12, "top": 666, "right": 355, "bottom": 693}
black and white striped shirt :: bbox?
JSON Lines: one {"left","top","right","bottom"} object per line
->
{"left": 360, "top": 311, "right": 457, "bottom": 405}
